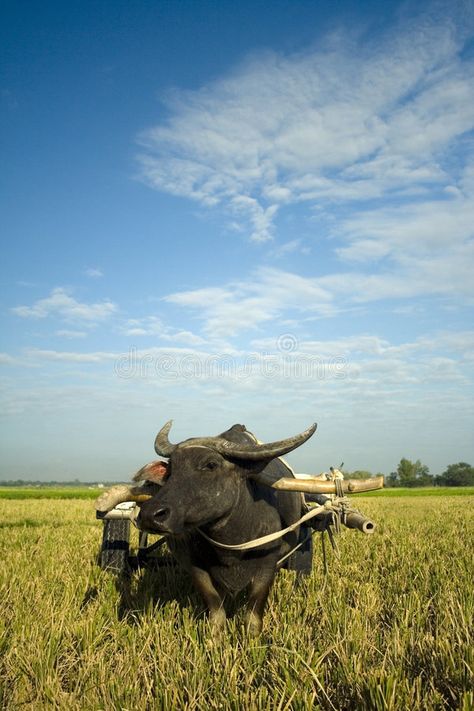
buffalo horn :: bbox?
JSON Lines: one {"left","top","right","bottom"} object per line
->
{"left": 186, "top": 423, "right": 317, "bottom": 460}
{"left": 154, "top": 420, "right": 177, "bottom": 456}
{"left": 95, "top": 484, "right": 153, "bottom": 512}
{"left": 154, "top": 421, "right": 317, "bottom": 461}
{"left": 211, "top": 423, "right": 317, "bottom": 460}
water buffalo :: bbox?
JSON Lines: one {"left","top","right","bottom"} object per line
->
{"left": 136, "top": 421, "right": 317, "bottom": 636}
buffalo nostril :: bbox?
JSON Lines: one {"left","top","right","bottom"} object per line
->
{"left": 153, "top": 507, "right": 170, "bottom": 523}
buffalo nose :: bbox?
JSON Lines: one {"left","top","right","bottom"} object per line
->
{"left": 152, "top": 506, "right": 170, "bottom": 524}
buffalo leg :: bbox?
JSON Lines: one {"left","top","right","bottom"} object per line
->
{"left": 245, "top": 570, "right": 275, "bottom": 636}
{"left": 191, "top": 566, "right": 226, "bottom": 633}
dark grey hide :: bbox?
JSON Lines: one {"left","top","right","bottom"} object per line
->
{"left": 137, "top": 424, "right": 304, "bottom": 635}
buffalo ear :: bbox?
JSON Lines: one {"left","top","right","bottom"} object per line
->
{"left": 133, "top": 460, "right": 169, "bottom": 484}
{"left": 232, "top": 458, "right": 272, "bottom": 477}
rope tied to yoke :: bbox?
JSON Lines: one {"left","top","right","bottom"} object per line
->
{"left": 198, "top": 494, "right": 362, "bottom": 573}
{"left": 316, "top": 484, "right": 352, "bottom": 573}
{"left": 317, "top": 490, "right": 371, "bottom": 572}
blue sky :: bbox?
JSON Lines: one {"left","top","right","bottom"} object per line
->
{"left": 1, "top": 0, "right": 474, "bottom": 481}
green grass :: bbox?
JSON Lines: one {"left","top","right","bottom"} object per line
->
{"left": 1, "top": 485, "right": 473, "bottom": 500}
{"left": 0, "top": 495, "right": 472, "bottom": 709}
{"left": 0, "top": 487, "right": 106, "bottom": 500}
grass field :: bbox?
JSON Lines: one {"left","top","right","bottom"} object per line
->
{"left": 1, "top": 485, "right": 473, "bottom": 500}
{"left": 1, "top": 494, "right": 472, "bottom": 710}
{"left": 0, "top": 487, "right": 102, "bottom": 500}
{"left": 363, "top": 486, "right": 474, "bottom": 497}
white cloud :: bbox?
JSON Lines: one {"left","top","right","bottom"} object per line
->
{"left": 85, "top": 267, "right": 104, "bottom": 278}
{"left": 269, "top": 238, "right": 311, "bottom": 259}
{"left": 164, "top": 256, "right": 474, "bottom": 340}
{"left": 252, "top": 330, "right": 474, "bottom": 360}
{"left": 12, "top": 288, "right": 117, "bottom": 323}
{"left": 120, "top": 316, "right": 167, "bottom": 337}
{"left": 10, "top": 329, "right": 473, "bottom": 378}
{"left": 3, "top": 328, "right": 470, "bottom": 435}
{"left": 0, "top": 353, "right": 18, "bottom": 366}
{"left": 56, "top": 330, "right": 88, "bottom": 339}
{"left": 165, "top": 267, "right": 334, "bottom": 338}
{"left": 119, "top": 316, "right": 206, "bottom": 346}
{"left": 26, "top": 348, "right": 119, "bottom": 363}
{"left": 2, "top": 321, "right": 473, "bottom": 476}
{"left": 137, "top": 12, "right": 474, "bottom": 244}
{"left": 337, "top": 174, "right": 474, "bottom": 263}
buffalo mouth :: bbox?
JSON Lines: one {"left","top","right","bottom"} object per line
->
{"left": 135, "top": 511, "right": 170, "bottom": 535}
{"left": 135, "top": 510, "right": 192, "bottom": 537}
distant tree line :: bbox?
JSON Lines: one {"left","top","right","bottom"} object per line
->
{"left": 347, "top": 460, "right": 474, "bottom": 487}
{"left": 1, "top": 462, "right": 474, "bottom": 488}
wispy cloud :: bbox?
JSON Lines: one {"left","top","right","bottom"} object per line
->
{"left": 165, "top": 256, "right": 474, "bottom": 340}
{"left": 56, "top": 329, "right": 88, "bottom": 339}
{"left": 337, "top": 165, "right": 474, "bottom": 265}
{"left": 269, "top": 239, "right": 311, "bottom": 259}
{"left": 252, "top": 330, "right": 474, "bottom": 359}
{"left": 25, "top": 348, "right": 119, "bottom": 363}
{"left": 0, "top": 353, "right": 18, "bottom": 366}
{"left": 120, "top": 316, "right": 206, "bottom": 346}
{"left": 84, "top": 267, "right": 104, "bottom": 278}
{"left": 120, "top": 316, "right": 167, "bottom": 337}
{"left": 3, "top": 328, "right": 472, "bottom": 403}
{"left": 2, "top": 323, "right": 472, "bottom": 474}
{"left": 12, "top": 288, "right": 117, "bottom": 323}
{"left": 165, "top": 267, "right": 335, "bottom": 338}
{"left": 137, "top": 9, "right": 474, "bottom": 243}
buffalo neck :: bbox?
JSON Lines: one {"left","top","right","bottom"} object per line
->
{"left": 200, "top": 478, "right": 282, "bottom": 548}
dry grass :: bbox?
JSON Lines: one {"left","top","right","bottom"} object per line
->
{"left": 1, "top": 496, "right": 472, "bottom": 710}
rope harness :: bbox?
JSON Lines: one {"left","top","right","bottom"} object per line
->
{"left": 198, "top": 493, "right": 359, "bottom": 570}
{"left": 197, "top": 502, "right": 327, "bottom": 551}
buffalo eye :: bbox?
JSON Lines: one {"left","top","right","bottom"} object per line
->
{"left": 204, "top": 460, "right": 218, "bottom": 471}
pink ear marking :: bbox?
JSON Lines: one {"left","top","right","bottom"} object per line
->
{"left": 133, "top": 460, "right": 169, "bottom": 484}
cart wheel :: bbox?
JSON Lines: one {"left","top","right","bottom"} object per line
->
{"left": 100, "top": 519, "right": 130, "bottom": 573}
{"left": 285, "top": 526, "right": 313, "bottom": 575}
